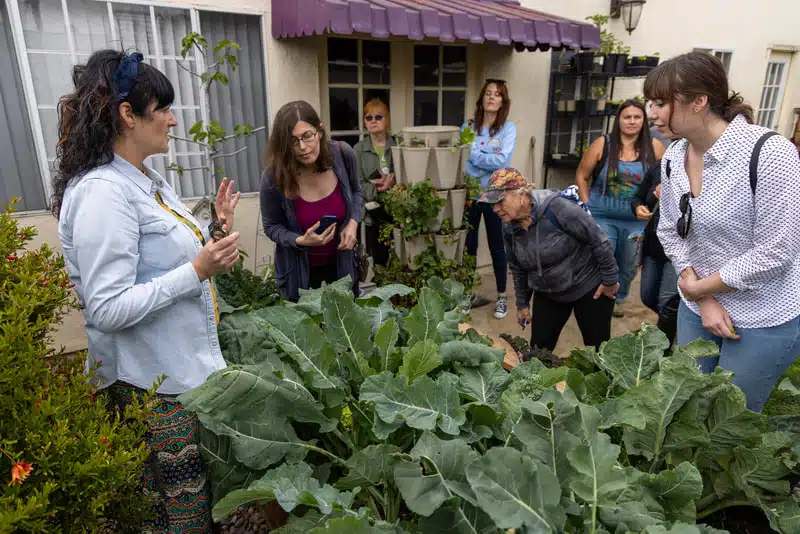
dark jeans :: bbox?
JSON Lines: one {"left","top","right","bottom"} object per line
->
{"left": 528, "top": 285, "right": 615, "bottom": 353}
{"left": 465, "top": 201, "right": 507, "bottom": 293}
{"left": 640, "top": 255, "right": 679, "bottom": 344}
{"left": 309, "top": 262, "right": 339, "bottom": 289}
{"left": 363, "top": 207, "right": 390, "bottom": 268}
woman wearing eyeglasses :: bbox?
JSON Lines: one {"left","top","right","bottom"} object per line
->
{"left": 260, "top": 100, "right": 362, "bottom": 301}
{"left": 354, "top": 98, "right": 394, "bottom": 269}
{"left": 646, "top": 52, "right": 800, "bottom": 411}
{"left": 463, "top": 79, "right": 517, "bottom": 319}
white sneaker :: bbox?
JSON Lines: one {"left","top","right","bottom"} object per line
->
{"left": 494, "top": 296, "right": 508, "bottom": 319}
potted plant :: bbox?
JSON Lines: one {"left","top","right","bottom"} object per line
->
{"left": 433, "top": 219, "right": 459, "bottom": 261}
{"left": 630, "top": 55, "right": 648, "bottom": 67}
{"left": 566, "top": 98, "right": 577, "bottom": 112}
{"left": 430, "top": 140, "right": 460, "bottom": 190}
{"left": 428, "top": 190, "right": 449, "bottom": 232}
{"left": 551, "top": 147, "right": 565, "bottom": 160}
{"left": 645, "top": 52, "right": 660, "bottom": 67}
{"left": 613, "top": 42, "right": 631, "bottom": 73}
{"left": 455, "top": 124, "right": 476, "bottom": 186}
{"left": 586, "top": 13, "right": 617, "bottom": 74}
{"left": 575, "top": 50, "right": 596, "bottom": 73}
{"left": 606, "top": 99, "right": 622, "bottom": 115}
{"left": 449, "top": 185, "right": 468, "bottom": 229}
{"left": 382, "top": 180, "right": 446, "bottom": 266}
{"left": 399, "top": 136, "right": 430, "bottom": 185}
{"left": 591, "top": 85, "right": 608, "bottom": 113}
{"left": 389, "top": 132, "right": 405, "bottom": 185}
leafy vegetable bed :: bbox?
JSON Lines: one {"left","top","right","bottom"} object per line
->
{"left": 180, "top": 277, "right": 800, "bottom": 533}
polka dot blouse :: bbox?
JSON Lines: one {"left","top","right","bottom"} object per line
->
{"left": 657, "top": 115, "right": 800, "bottom": 329}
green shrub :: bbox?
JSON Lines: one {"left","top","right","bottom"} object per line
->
{"left": 0, "top": 199, "right": 155, "bottom": 532}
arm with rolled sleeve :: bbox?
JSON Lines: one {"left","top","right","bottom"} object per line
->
{"left": 656, "top": 158, "right": 691, "bottom": 274}
{"left": 719, "top": 137, "right": 800, "bottom": 291}
{"left": 469, "top": 122, "right": 517, "bottom": 172}
{"left": 505, "top": 227, "right": 533, "bottom": 310}
{"left": 71, "top": 179, "right": 202, "bottom": 334}
{"left": 259, "top": 170, "right": 303, "bottom": 249}
{"left": 550, "top": 199, "right": 618, "bottom": 286}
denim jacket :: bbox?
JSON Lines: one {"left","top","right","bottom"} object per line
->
{"left": 461, "top": 120, "right": 517, "bottom": 191}
{"left": 58, "top": 154, "right": 225, "bottom": 395}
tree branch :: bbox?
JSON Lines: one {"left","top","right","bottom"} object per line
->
{"left": 166, "top": 166, "right": 205, "bottom": 173}
{"left": 211, "top": 147, "right": 248, "bottom": 159}
{"left": 221, "top": 125, "right": 266, "bottom": 142}
{"left": 168, "top": 134, "right": 208, "bottom": 147}
{"left": 176, "top": 60, "right": 202, "bottom": 81}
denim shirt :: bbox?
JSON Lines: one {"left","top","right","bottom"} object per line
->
{"left": 58, "top": 154, "right": 225, "bottom": 395}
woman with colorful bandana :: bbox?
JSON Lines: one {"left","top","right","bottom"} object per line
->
{"left": 480, "top": 168, "right": 619, "bottom": 354}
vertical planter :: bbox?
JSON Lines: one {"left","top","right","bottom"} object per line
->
{"left": 455, "top": 229, "right": 468, "bottom": 265}
{"left": 449, "top": 188, "right": 468, "bottom": 229}
{"left": 390, "top": 146, "right": 405, "bottom": 185}
{"left": 404, "top": 234, "right": 430, "bottom": 271}
{"left": 596, "top": 99, "right": 607, "bottom": 113}
{"left": 393, "top": 228, "right": 406, "bottom": 267}
{"left": 427, "top": 191, "right": 450, "bottom": 233}
{"left": 429, "top": 147, "right": 460, "bottom": 190}
{"left": 457, "top": 146, "right": 469, "bottom": 186}
{"left": 434, "top": 234, "right": 459, "bottom": 261}
{"left": 402, "top": 147, "right": 431, "bottom": 185}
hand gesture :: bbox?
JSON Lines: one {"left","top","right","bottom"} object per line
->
{"left": 678, "top": 267, "right": 702, "bottom": 302}
{"left": 215, "top": 177, "right": 240, "bottom": 232}
{"left": 698, "top": 297, "right": 740, "bottom": 339}
{"left": 338, "top": 220, "right": 358, "bottom": 251}
{"left": 192, "top": 232, "right": 240, "bottom": 281}
{"left": 594, "top": 283, "right": 620, "bottom": 300}
{"left": 635, "top": 205, "right": 653, "bottom": 221}
{"left": 654, "top": 183, "right": 662, "bottom": 199}
{"left": 517, "top": 307, "right": 532, "bottom": 328}
{"left": 296, "top": 221, "right": 337, "bottom": 247}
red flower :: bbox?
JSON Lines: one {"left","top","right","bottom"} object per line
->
{"left": 6, "top": 254, "right": 16, "bottom": 261}
{"left": 9, "top": 462, "right": 32, "bottom": 486}
{"left": 101, "top": 436, "right": 108, "bottom": 445}
{"left": 41, "top": 281, "right": 49, "bottom": 286}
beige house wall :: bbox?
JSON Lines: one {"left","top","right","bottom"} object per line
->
{"left": 14, "top": 0, "right": 800, "bottom": 352}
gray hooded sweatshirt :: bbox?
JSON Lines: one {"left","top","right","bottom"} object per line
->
{"left": 504, "top": 189, "right": 619, "bottom": 308}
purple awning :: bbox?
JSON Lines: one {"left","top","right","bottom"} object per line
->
{"left": 272, "top": 0, "right": 600, "bottom": 51}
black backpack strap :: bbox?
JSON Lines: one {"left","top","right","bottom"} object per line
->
{"left": 750, "top": 131, "right": 780, "bottom": 195}
{"left": 592, "top": 134, "right": 609, "bottom": 182}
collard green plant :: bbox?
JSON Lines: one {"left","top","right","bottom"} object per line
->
{"left": 381, "top": 180, "right": 446, "bottom": 238}
{"left": 182, "top": 288, "right": 800, "bottom": 533}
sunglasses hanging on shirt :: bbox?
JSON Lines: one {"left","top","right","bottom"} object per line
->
{"left": 677, "top": 192, "right": 693, "bottom": 239}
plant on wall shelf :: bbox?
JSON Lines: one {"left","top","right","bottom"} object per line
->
{"left": 381, "top": 180, "right": 445, "bottom": 238}
{"left": 590, "top": 85, "right": 608, "bottom": 100}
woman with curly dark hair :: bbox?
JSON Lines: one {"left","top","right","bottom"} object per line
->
{"left": 55, "top": 49, "right": 240, "bottom": 532}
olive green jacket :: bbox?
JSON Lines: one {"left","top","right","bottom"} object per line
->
{"left": 353, "top": 135, "right": 396, "bottom": 205}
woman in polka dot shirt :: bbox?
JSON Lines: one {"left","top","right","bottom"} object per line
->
{"left": 645, "top": 52, "right": 800, "bottom": 412}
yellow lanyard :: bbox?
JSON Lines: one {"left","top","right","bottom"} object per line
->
{"left": 154, "top": 191, "right": 219, "bottom": 324}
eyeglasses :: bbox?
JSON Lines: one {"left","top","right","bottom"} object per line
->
{"left": 677, "top": 192, "right": 692, "bottom": 239}
{"left": 291, "top": 130, "right": 318, "bottom": 147}
{"left": 365, "top": 114, "right": 385, "bottom": 122}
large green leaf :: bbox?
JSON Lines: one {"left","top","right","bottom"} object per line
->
{"left": 178, "top": 365, "right": 336, "bottom": 432}
{"left": 393, "top": 432, "right": 479, "bottom": 516}
{"left": 212, "top": 461, "right": 357, "bottom": 521}
{"left": 466, "top": 447, "right": 565, "bottom": 532}
{"left": 373, "top": 318, "right": 401, "bottom": 373}
{"left": 198, "top": 428, "right": 265, "bottom": 506}
{"left": 595, "top": 324, "right": 670, "bottom": 391}
{"left": 439, "top": 341, "right": 505, "bottom": 367}
{"left": 616, "top": 356, "right": 707, "bottom": 462}
{"left": 198, "top": 413, "right": 309, "bottom": 470}
{"left": 217, "top": 310, "right": 276, "bottom": 364}
{"left": 455, "top": 361, "right": 510, "bottom": 408}
{"left": 322, "top": 287, "right": 375, "bottom": 379}
{"left": 438, "top": 308, "right": 464, "bottom": 343}
{"left": 696, "top": 385, "right": 765, "bottom": 465}
{"left": 289, "top": 276, "right": 354, "bottom": 317}
{"left": 426, "top": 276, "right": 466, "bottom": 311}
{"left": 406, "top": 287, "right": 445, "bottom": 344}
{"left": 398, "top": 340, "right": 442, "bottom": 382}
{"left": 670, "top": 339, "right": 720, "bottom": 361}
{"left": 307, "top": 515, "right": 400, "bottom": 534}
{"left": 418, "top": 496, "right": 497, "bottom": 534}
{"left": 639, "top": 462, "right": 703, "bottom": 524}
{"left": 363, "top": 300, "right": 403, "bottom": 337}
{"left": 360, "top": 372, "right": 467, "bottom": 435}
{"left": 336, "top": 444, "right": 401, "bottom": 490}
{"left": 360, "top": 284, "right": 415, "bottom": 303}
{"left": 256, "top": 306, "right": 343, "bottom": 391}
{"left": 642, "top": 525, "right": 729, "bottom": 534}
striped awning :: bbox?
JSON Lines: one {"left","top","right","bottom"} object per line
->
{"left": 272, "top": 0, "right": 601, "bottom": 51}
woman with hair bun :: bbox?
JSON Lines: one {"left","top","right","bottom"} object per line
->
{"left": 646, "top": 51, "right": 800, "bottom": 411}
{"left": 56, "top": 49, "right": 241, "bottom": 531}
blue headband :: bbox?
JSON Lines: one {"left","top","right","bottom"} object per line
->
{"left": 113, "top": 52, "right": 143, "bottom": 102}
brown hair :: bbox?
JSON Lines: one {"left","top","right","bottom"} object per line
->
{"left": 606, "top": 99, "right": 656, "bottom": 179}
{"left": 265, "top": 100, "right": 333, "bottom": 198}
{"left": 363, "top": 98, "right": 390, "bottom": 131}
{"left": 472, "top": 79, "right": 511, "bottom": 136}
{"left": 643, "top": 52, "right": 755, "bottom": 126}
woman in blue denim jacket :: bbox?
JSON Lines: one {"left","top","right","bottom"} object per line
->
{"left": 461, "top": 79, "right": 517, "bottom": 319}
{"left": 55, "top": 50, "right": 240, "bottom": 532}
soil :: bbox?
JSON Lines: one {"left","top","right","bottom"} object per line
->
{"left": 468, "top": 271, "right": 658, "bottom": 357}
{"left": 703, "top": 506, "right": 774, "bottom": 534}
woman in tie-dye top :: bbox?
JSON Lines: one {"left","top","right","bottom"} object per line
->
{"left": 575, "top": 99, "right": 665, "bottom": 316}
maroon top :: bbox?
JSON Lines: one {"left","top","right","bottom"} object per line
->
{"left": 293, "top": 183, "right": 347, "bottom": 267}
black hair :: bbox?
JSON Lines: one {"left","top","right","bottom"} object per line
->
{"left": 606, "top": 99, "right": 656, "bottom": 179}
{"left": 52, "top": 49, "right": 174, "bottom": 217}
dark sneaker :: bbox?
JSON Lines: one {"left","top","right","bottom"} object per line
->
{"left": 613, "top": 302, "right": 625, "bottom": 317}
{"left": 494, "top": 297, "right": 508, "bottom": 319}
{"left": 470, "top": 294, "right": 491, "bottom": 308}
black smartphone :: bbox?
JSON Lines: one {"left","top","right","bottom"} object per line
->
{"left": 316, "top": 215, "right": 338, "bottom": 235}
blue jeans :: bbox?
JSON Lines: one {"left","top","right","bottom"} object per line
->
{"left": 466, "top": 201, "right": 507, "bottom": 294}
{"left": 677, "top": 302, "right": 800, "bottom": 412}
{"left": 594, "top": 216, "right": 644, "bottom": 303}
{"left": 640, "top": 256, "right": 678, "bottom": 314}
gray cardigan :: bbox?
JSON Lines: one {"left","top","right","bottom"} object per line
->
{"left": 505, "top": 189, "right": 618, "bottom": 307}
{"left": 260, "top": 141, "right": 363, "bottom": 302}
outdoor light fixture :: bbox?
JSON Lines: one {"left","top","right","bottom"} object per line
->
{"left": 611, "top": 0, "right": 646, "bottom": 34}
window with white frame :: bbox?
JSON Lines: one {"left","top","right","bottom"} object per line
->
{"left": 7, "top": 0, "right": 267, "bottom": 206}
{"left": 757, "top": 58, "right": 789, "bottom": 130}
{"left": 327, "top": 38, "right": 390, "bottom": 148}
{"left": 693, "top": 47, "right": 733, "bottom": 74}
{"left": 413, "top": 45, "right": 467, "bottom": 126}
